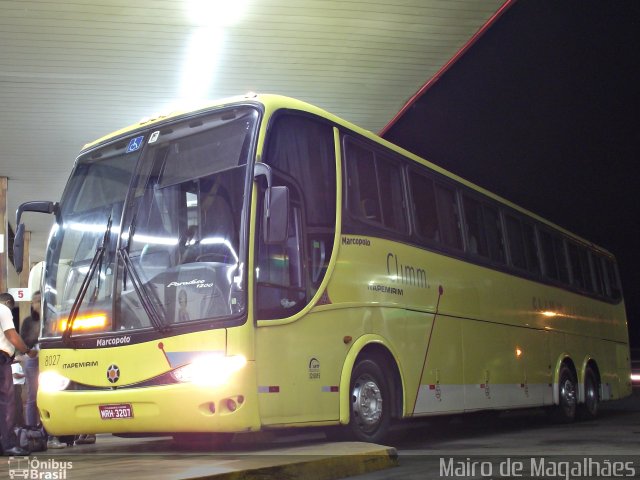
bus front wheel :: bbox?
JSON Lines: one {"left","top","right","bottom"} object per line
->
{"left": 348, "top": 358, "right": 392, "bottom": 443}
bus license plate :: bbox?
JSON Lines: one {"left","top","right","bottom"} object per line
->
{"left": 99, "top": 403, "right": 133, "bottom": 420}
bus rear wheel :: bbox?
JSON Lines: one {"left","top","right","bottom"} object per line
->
{"left": 550, "top": 364, "right": 577, "bottom": 423}
{"left": 348, "top": 358, "right": 392, "bottom": 443}
{"left": 578, "top": 366, "right": 599, "bottom": 420}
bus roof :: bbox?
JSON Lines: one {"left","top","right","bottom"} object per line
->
{"left": 80, "top": 93, "right": 614, "bottom": 258}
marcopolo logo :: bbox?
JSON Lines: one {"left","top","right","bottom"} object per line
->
{"left": 341, "top": 237, "right": 371, "bottom": 247}
{"left": 8, "top": 456, "right": 73, "bottom": 479}
{"left": 96, "top": 336, "right": 131, "bottom": 347}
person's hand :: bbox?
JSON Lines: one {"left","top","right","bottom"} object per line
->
{"left": 27, "top": 349, "right": 37, "bottom": 358}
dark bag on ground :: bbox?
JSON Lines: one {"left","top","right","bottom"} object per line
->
{"left": 15, "top": 425, "right": 48, "bottom": 452}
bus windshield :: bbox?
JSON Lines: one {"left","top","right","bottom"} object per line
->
{"left": 42, "top": 106, "right": 258, "bottom": 338}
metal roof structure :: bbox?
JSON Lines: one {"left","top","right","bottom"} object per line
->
{"left": 0, "top": 0, "right": 507, "bottom": 264}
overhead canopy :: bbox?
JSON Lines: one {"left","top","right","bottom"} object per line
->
{"left": 0, "top": 0, "right": 508, "bottom": 262}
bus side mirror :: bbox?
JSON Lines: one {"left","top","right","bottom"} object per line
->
{"left": 14, "top": 200, "right": 59, "bottom": 274}
{"left": 13, "top": 223, "right": 26, "bottom": 274}
{"left": 263, "top": 186, "right": 289, "bottom": 245}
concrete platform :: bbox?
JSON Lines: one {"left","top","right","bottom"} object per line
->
{"left": 1, "top": 434, "right": 398, "bottom": 480}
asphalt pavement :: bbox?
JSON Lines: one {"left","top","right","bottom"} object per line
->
{"left": 1, "top": 388, "right": 638, "bottom": 480}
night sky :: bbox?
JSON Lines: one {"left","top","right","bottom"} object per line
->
{"left": 383, "top": 0, "right": 640, "bottom": 348}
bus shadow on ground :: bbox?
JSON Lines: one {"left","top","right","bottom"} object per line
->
{"left": 388, "top": 389, "right": 640, "bottom": 450}
{"left": 68, "top": 389, "right": 639, "bottom": 455}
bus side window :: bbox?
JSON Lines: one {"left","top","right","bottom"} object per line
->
{"left": 434, "top": 183, "right": 463, "bottom": 250}
{"left": 256, "top": 196, "right": 306, "bottom": 320}
{"left": 522, "top": 222, "right": 541, "bottom": 275}
{"left": 409, "top": 171, "right": 439, "bottom": 243}
{"left": 568, "top": 242, "right": 593, "bottom": 292}
{"left": 540, "top": 230, "right": 559, "bottom": 281}
{"left": 506, "top": 214, "right": 541, "bottom": 275}
{"left": 259, "top": 113, "right": 337, "bottom": 318}
{"left": 310, "top": 233, "right": 333, "bottom": 286}
{"left": 345, "top": 137, "right": 407, "bottom": 233}
{"left": 540, "top": 229, "right": 570, "bottom": 285}
{"left": 483, "top": 205, "right": 505, "bottom": 263}
{"left": 376, "top": 154, "right": 407, "bottom": 232}
{"left": 462, "top": 195, "right": 505, "bottom": 264}
{"left": 506, "top": 214, "right": 527, "bottom": 270}
{"left": 591, "top": 253, "right": 607, "bottom": 296}
{"left": 555, "top": 236, "right": 570, "bottom": 284}
{"left": 603, "top": 258, "right": 622, "bottom": 301}
{"left": 346, "top": 140, "right": 381, "bottom": 222}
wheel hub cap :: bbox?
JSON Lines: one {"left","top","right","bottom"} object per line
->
{"left": 561, "top": 378, "right": 576, "bottom": 407}
{"left": 353, "top": 379, "right": 383, "bottom": 427}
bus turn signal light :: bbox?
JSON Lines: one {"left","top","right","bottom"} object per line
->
{"left": 59, "top": 313, "right": 108, "bottom": 332}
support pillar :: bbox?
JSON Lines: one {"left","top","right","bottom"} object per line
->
{"left": 18, "top": 230, "right": 31, "bottom": 324}
{"left": 0, "top": 177, "right": 7, "bottom": 293}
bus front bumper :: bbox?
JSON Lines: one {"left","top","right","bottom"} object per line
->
{"left": 37, "top": 363, "right": 261, "bottom": 436}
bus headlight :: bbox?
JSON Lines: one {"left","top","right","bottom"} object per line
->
{"left": 39, "top": 371, "right": 71, "bottom": 392}
{"left": 171, "top": 355, "right": 247, "bottom": 386}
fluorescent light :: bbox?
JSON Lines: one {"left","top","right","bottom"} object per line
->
{"left": 179, "top": 27, "right": 224, "bottom": 104}
{"left": 186, "top": 0, "right": 248, "bottom": 27}
{"left": 175, "top": 0, "right": 247, "bottom": 108}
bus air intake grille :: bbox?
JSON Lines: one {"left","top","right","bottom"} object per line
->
{"left": 67, "top": 371, "right": 178, "bottom": 391}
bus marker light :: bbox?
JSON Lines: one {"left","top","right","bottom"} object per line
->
{"left": 258, "top": 386, "right": 280, "bottom": 393}
{"left": 59, "top": 313, "right": 108, "bottom": 331}
{"left": 343, "top": 336, "right": 352, "bottom": 344}
{"left": 321, "top": 386, "right": 339, "bottom": 392}
{"left": 515, "top": 347, "right": 523, "bottom": 358}
{"left": 226, "top": 399, "right": 237, "bottom": 412}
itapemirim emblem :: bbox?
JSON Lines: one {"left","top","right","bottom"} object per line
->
{"left": 107, "top": 364, "right": 120, "bottom": 383}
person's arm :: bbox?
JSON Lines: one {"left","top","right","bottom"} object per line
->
{"left": 4, "top": 328, "right": 36, "bottom": 357}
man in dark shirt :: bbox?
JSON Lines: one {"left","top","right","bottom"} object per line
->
{"left": 20, "top": 291, "right": 41, "bottom": 428}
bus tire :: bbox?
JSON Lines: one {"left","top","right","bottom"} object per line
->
{"left": 550, "top": 363, "right": 578, "bottom": 423}
{"left": 577, "top": 366, "right": 599, "bottom": 420}
{"left": 348, "top": 358, "right": 392, "bottom": 443}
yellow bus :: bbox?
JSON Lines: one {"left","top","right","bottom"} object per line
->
{"left": 14, "top": 94, "right": 632, "bottom": 444}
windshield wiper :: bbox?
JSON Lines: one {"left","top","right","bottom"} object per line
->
{"left": 62, "top": 216, "right": 112, "bottom": 345}
{"left": 118, "top": 221, "right": 170, "bottom": 333}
